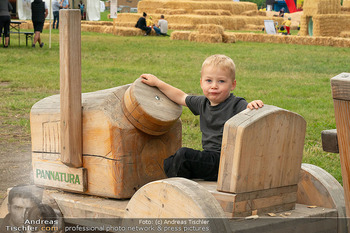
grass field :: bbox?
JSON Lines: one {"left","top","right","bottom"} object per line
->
{"left": 0, "top": 29, "right": 349, "bottom": 184}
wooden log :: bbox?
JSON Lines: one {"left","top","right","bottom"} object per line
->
{"left": 217, "top": 105, "right": 306, "bottom": 193}
{"left": 59, "top": 10, "right": 82, "bottom": 168}
{"left": 297, "top": 163, "right": 347, "bottom": 233}
{"left": 321, "top": 129, "right": 339, "bottom": 153}
{"left": 122, "top": 78, "right": 182, "bottom": 135}
{"left": 331, "top": 72, "right": 350, "bottom": 232}
{"left": 125, "top": 178, "right": 231, "bottom": 233}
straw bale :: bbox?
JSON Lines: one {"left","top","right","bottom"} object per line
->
{"left": 19, "top": 21, "right": 32, "bottom": 29}
{"left": 101, "top": 26, "right": 113, "bottom": 34}
{"left": 115, "top": 13, "right": 141, "bottom": 24}
{"left": 82, "top": 21, "right": 113, "bottom": 26}
{"left": 313, "top": 14, "right": 350, "bottom": 36}
{"left": 241, "top": 10, "right": 259, "bottom": 16}
{"left": 81, "top": 25, "right": 102, "bottom": 33}
{"left": 169, "top": 24, "right": 196, "bottom": 30}
{"left": 303, "top": 0, "right": 341, "bottom": 15}
{"left": 189, "top": 31, "right": 223, "bottom": 43}
{"left": 116, "top": 22, "right": 137, "bottom": 28}
{"left": 299, "top": 16, "right": 309, "bottom": 36}
{"left": 170, "top": 31, "right": 191, "bottom": 41}
{"left": 341, "top": 6, "right": 350, "bottom": 11}
{"left": 196, "top": 24, "right": 224, "bottom": 34}
{"left": 258, "top": 11, "right": 266, "bottom": 16}
{"left": 222, "top": 32, "right": 236, "bottom": 43}
{"left": 114, "top": 27, "right": 145, "bottom": 36}
{"left": 232, "top": 32, "right": 350, "bottom": 47}
{"left": 155, "top": 8, "right": 187, "bottom": 14}
{"left": 339, "top": 31, "right": 350, "bottom": 37}
{"left": 138, "top": 0, "right": 257, "bottom": 15}
{"left": 193, "top": 9, "right": 232, "bottom": 16}
{"left": 137, "top": 0, "right": 167, "bottom": 13}
{"left": 191, "top": 0, "right": 232, "bottom": 1}
{"left": 333, "top": 37, "right": 350, "bottom": 46}
{"left": 243, "top": 24, "right": 263, "bottom": 31}
{"left": 344, "top": 0, "right": 350, "bottom": 7}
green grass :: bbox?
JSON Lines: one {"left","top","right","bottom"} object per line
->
{"left": 1, "top": 29, "right": 349, "bottom": 184}
{"left": 100, "top": 10, "right": 113, "bottom": 22}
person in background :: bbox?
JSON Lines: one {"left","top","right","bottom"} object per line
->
{"left": 282, "top": 17, "right": 292, "bottom": 35}
{"left": 135, "top": 12, "right": 151, "bottom": 36}
{"left": 52, "top": 0, "right": 60, "bottom": 29}
{"left": 146, "top": 15, "right": 154, "bottom": 28}
{"left": 153, "top": 15, "right": 169, "bottom": 36}
{"left": 279, "top": 8, "right": 285, "bottom": 17}
{"left": 278, "top": 25, "right": 288, "bottom": 35}
{"left": 60, "top": 0, "right": 69, "bottom": 9}
{"left": 78, "top": 0, "right": 85, "bottom": 20}
{"left": 31, "top": 0, "right": 48, "bottom": 48}
{"left": 0, "top": 0, "right": 13, "bottom": 48}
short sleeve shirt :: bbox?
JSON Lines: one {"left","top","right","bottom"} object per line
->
{"left": 185, "top": 94, "right": 248, "bottom": 153}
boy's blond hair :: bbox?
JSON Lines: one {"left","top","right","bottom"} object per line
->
{"left": 201, "top": 54, "right": 236, "bottom": 81}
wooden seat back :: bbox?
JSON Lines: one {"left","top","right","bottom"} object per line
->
{"left": 217, "top": 105, "right": 306, "bottom": 193}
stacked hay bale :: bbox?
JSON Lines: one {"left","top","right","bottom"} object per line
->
{"left": 312, "top": 14, "right": 350, "bottom": 37}
{"left": 233, "top": 33, "right": 350, "bottom": 47}
{"left": 137, "top": 0, "right": 257, "bottom": 15}
{"left": 193, "top": 9, "right": 232, "bottom": 16}
{"left": 189, "top": 24, "right": 225, "bottom": 43}
{"left": 114, "top": 0, "right": 280, "bottom": 32}
{"left": 299, "top": 0, "right": 350, "bottom": 37}
{"left": 170, "top": 24, "right": 235, "bottom": 43}
{"left": 302, "top": 0, "right": 341, "bottom": 15}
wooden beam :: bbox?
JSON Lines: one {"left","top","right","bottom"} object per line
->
{"left": 321, "top": 129, "right": 339, "bottom": 153}
{"left": 59, "top": 10, "right": 82, "bottom": 167}
{"left": 331, "top": 72, "right": 350, "bottom": 232}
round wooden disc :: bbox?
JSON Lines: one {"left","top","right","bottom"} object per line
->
{"left": 122, "top": 78, "right": 182, "bottom": 135}
{"left": 297, "top": 163, "right": 347, "bottom": 233}
{"left": 125, "top": 178, "right": 230, "bottom": 232}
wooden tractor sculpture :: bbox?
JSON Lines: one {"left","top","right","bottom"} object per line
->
{"left": 0, "top": 11, "right": 348, "bottom": 233}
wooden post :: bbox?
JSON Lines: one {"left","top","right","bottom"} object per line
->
{"left": 59, "top": 10, "right": 82, "bottom": 168}
{"left": 331, "top": 72, "right": 350, "bottom": 231}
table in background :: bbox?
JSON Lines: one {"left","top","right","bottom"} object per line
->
{"left": 10, "top": 20, "right": 22, "bottom": 46}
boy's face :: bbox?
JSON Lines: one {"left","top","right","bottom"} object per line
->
{"left": 200, "top": 65, "right": 236, "bottom": 106}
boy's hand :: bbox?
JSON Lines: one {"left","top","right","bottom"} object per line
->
{"left": 247, "top": 100, "right": 264, "bottom": 110}
{"left": 140, "top": 74, "right": 160, "bottom": 87}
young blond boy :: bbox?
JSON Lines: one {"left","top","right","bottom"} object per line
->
{"left": 141, "top": 54, "right": 263, "bottom": 181}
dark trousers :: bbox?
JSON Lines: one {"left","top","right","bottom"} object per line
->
{"left": 53, "top": 11, "right": 59, "bottom": 29}
{"left": 0, "top": 15, "right": 11, "bottom": 37}
{"left": 163, "top": 147, "right": 220, "bottom": 181}
{"left": 141, "top": 26, "right": 152, "bottom": 35}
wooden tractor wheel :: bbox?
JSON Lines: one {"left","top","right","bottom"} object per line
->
{"left": 298, "top": 163, "right": 347, "bottom": 233}
{"left": 125, "top": 178, "right": 231, "bottom": 233}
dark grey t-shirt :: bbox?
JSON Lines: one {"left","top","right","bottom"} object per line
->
{"left": 185, "top": 94, "right": 248, "bottom": 153}
{"left": 0, "top": 1, "right": 12, "bottom": 17}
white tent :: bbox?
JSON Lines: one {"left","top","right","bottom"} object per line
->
{"left": 17, "top": 0, "right": 52, "bottom": 20}
{"left": 17, "top": 0, "right": 100, "bottom": 21}
{"left": 86, "top": 0, "right": 100, "bottom": 21}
